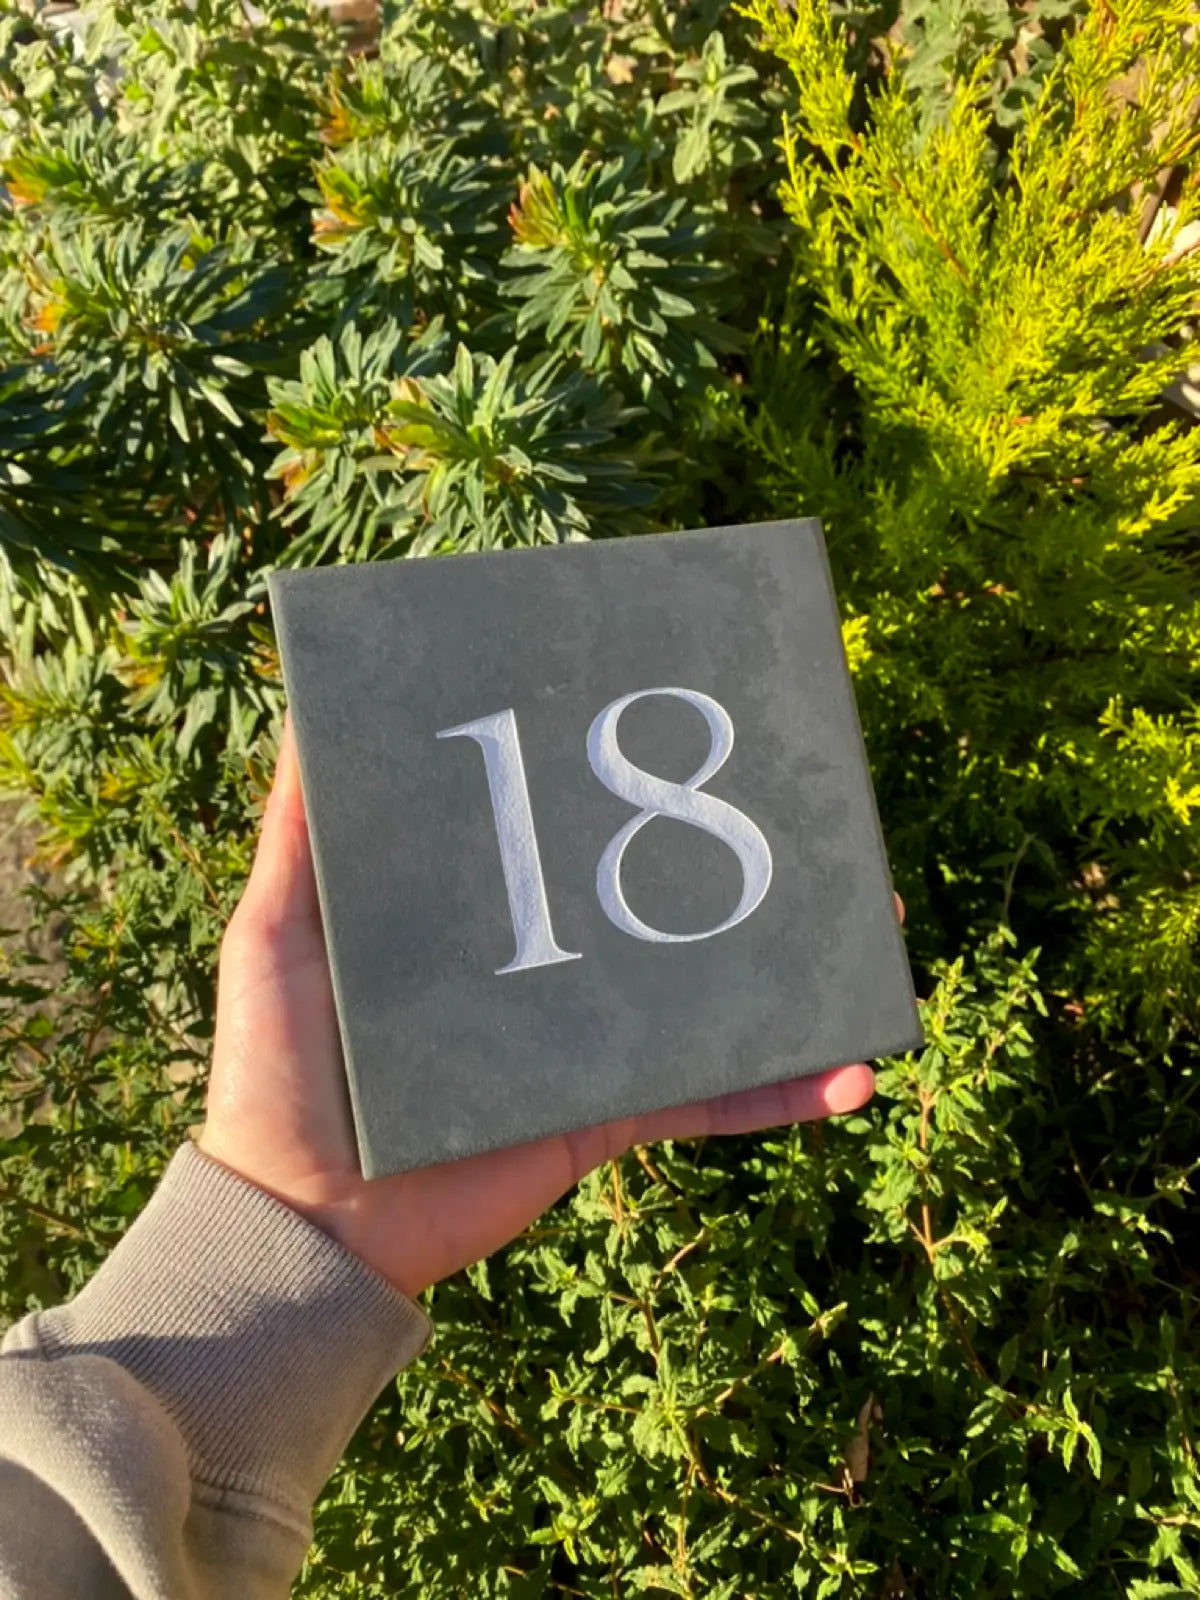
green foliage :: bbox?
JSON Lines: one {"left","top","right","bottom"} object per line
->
{"left": 307, "top": 935, "right": 1199, "bottom": 1598}
{"left": 750, "top": 0, "right": 1200, "bottom": 1040}
{"left": 503, "top": 154, "right": 731, "bottom": 406}
{"left": 266, "top": 325, "right": 652, "bottom": 558}
{"left": 1, "top": 0, "right": 1198, "bottom": 1595}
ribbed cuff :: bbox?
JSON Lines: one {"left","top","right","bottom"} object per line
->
{"left": 29, "top": 1141, "right": 432, "bottom": 1517}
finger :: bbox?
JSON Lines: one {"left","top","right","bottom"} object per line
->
{"left": 895, "top": 891, "right": 905, "bottom": 923}
{"left": 232, "top": 717, "right": 322, "bottom": 934}
{"left": 627, "top": 1061, "right": 875, "bottom": 1146}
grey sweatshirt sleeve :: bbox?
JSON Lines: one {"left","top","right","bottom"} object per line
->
{"left": 0, "top": 1140, "right": 433, "bottom": 1600}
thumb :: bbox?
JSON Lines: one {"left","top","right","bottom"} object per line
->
{"left": 233, "top": 717, "right": 322, "bottom": 937}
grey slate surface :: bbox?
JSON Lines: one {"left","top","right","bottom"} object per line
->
{"left": 269, "top": 520, "right": 923, "bottom": 1177}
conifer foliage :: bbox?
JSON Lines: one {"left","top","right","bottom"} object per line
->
{"left": 0, "top": 0, "right": 1197, "bottom": 1594}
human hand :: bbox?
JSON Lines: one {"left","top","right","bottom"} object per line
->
{"left": 199, "top": 721, "right": 878, "bottom": 1299}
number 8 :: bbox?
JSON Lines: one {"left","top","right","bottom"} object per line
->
{"left": 586, "top": 688, "right": 773, "bottom": 943}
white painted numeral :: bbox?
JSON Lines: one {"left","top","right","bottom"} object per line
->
{"left": 436, "top": 709, "right": 582, "bottom": 976}
{"left": 586, "top": 687, "right": 773, "bottom": 943}
{"left": 438, "top": 688, "right": 772, "bottom": 973}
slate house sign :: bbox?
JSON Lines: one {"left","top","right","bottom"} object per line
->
{"left": 270, "top": 519, "right": 923, "bottom": 1178}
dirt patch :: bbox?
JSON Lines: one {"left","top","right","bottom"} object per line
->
{"left": 0, "top": 800, "right": 70, "bottom": 1140}
{"left": 0, "top": 800, "right": 67, "bottom": 980}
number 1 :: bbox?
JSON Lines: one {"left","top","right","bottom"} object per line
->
{"left": 436, "top": 709, "right": 582, "bottom": 976}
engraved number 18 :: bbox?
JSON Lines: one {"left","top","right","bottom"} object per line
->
{"left": 436, "top": 687, "right": 773, "bottom": 975}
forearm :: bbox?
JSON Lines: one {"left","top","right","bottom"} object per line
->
{"left": 0, "top": 1141, "right": 431, "bottom": 1600}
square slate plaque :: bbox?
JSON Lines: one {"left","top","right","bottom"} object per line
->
{"left": 268, "top": 519, "right": 923, "bottom": 1178}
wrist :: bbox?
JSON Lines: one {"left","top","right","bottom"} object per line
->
{"left": 196, "top": 1130, "right": 426, "bottom": 1297}
{"left": 29, "top": 1141, "right": 432, "bottom": 1511}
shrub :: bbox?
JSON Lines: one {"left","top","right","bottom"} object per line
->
{"left": 0, "top": 0, "right": 1197, "bottom": 1595}
{"left": 752, "top": 0, "right": 1200, "bottom": 1041}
